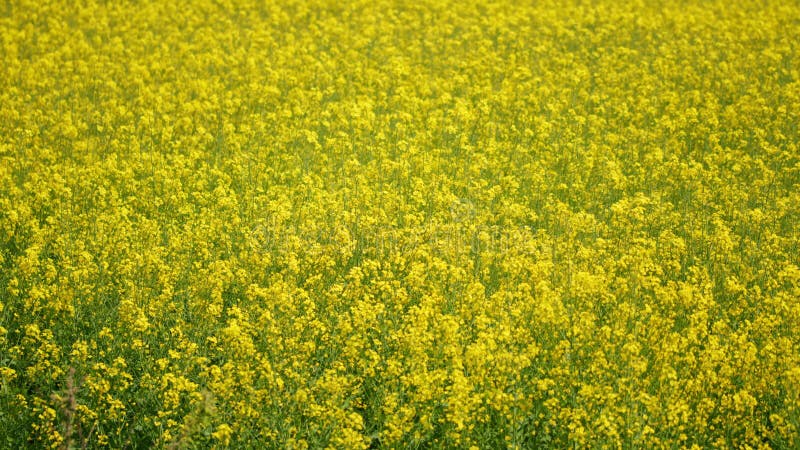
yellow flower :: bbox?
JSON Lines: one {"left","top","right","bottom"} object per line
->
{"left": 212, "top": 424, "right": 233, "bottom": 446}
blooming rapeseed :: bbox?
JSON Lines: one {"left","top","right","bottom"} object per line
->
{"left": 1, "top": 0, "right": 799, "bottom": 448}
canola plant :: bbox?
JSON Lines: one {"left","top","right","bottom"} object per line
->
{"left": 1, "top": 0, "right": 799, "bottom": 448}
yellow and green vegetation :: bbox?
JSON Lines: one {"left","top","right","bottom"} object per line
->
{"left": 1, "top": 0, "right": 799, "bottom": 448}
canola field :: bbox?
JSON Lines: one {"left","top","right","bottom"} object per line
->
{"left": 2, "top": 0, "right": 800, "bottom": 448}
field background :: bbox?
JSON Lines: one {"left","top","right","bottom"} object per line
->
{"left": 1, "top": 0, "right": 799, "bottom": 448}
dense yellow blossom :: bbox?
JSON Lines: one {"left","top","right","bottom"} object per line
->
{"left": 1, "top": 0, "right": 799, "bottom": 448}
